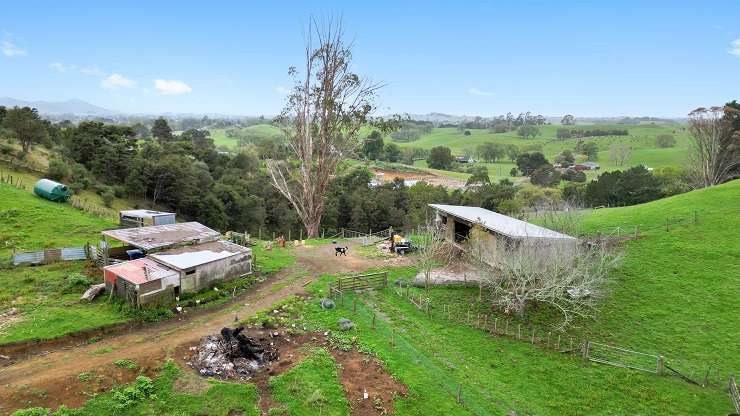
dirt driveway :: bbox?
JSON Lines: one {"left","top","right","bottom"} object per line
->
{"left": 0, "top": 239, "right": 405, "bottom": 414}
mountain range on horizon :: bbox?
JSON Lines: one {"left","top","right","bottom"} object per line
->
{"left": 0, "top": 97, "right": 118, "bottom": 116}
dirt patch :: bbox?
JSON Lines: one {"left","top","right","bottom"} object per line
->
{"left": 332, "top": 349, "right": 408, "bottom": 416}
{"left": 412, "top": 264, "right": 483, "bottom": 287}
{"left": 0, "top": 308, "right": 23, "bottom": 338}
{"left": 371, "top": 168, "right": 466, "bottom": 189}
{"left": 179, "top": 327, "right": 407, "bottom": 416}
{"left": 1, "top": 355, "right": 160, "bottom": 413}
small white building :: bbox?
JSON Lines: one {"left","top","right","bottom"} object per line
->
{"left": 119, "top": 209, "right": 176, "bottom": 228}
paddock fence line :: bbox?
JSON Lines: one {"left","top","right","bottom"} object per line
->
{"left": 388, "top": 282, "right": 736, "bottom": 390}
{"left": 0, "top": 171, "right": 29, "bottom": 191}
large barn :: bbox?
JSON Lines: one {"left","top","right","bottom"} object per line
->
{"left": 429, "top": 204, "right": 576, "bottom": 264}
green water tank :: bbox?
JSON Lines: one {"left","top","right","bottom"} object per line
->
{"left": 33, "top": 179, "right": 72, "bottom": 202}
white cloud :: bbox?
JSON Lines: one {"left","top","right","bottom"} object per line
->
{"left": 49, "top": 62, "right": 76, "bottom": 72}
{"left": 2, "top": 39, "right": 26, "bottom": 57}
{"left": 467, "top": 87, "right": 493, "bottom": 97}
{"left": 101, "top": 73, "right": 137, "bottom": 89}
{"left": 81, "top": 66, "right": 105, "bottom": 77}
{"left": 154, "top": 79, "right": 192, "bottom": 95}
{"left": 729, "top": 39, "right": 740, "bottom": 57}
{"left": 275, "top": 85, "right": 290, "bottom": 95}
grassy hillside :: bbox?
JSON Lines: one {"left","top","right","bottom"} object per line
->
{"left": 0, "top": 183, "right": 114, "bottom": 257}
{"left": 577, "top": 179, "right": 740, "bottom": 376}
{"left": 394, "top": 124, "right": 690, "bottom": 180}
{"left": 208, "top": 124, "right": 283, "bottom": 150}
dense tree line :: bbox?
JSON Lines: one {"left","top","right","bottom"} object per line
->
{"left": 556, "top": 128, "right": 629, "bottom": 139}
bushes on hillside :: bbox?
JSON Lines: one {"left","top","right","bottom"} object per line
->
{"left": 585, "top": 166, "right": 663, "bottom": 207}
{"left": 427, "top": 146, "right": 454, "bottom": 170}
{"left": 655, "top": 134, "right": 676, "bottom": 148}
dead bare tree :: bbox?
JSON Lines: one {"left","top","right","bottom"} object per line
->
{"left": 416, "top": 221, "right": 455, "bottom": 290}
{"left": 268, "top": 18, "right": 396, "bottom": 237}
{"left": 466, "top": 224, "right": 620, "bottom": 330}
{"left": 688, "top": 106, "right": 739, "bottom": 187}
{"left": 609, "top": 142, "right": 632, "bottom": 167}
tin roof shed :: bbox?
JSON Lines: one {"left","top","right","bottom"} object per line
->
{"left": 101, "top": 222, "right": 221, "bottom": 252}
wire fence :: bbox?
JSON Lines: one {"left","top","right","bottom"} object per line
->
{"left": 389, "top": 283, "right": 736, "bottom": 391}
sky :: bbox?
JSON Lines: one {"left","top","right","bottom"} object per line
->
{"left": 1, "top": 0, "right": 739, "bottom": 117}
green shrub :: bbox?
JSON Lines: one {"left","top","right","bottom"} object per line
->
{"left": 46, "top": 159, "right": 70, "bottom": 181}
{"left": 101, "top": 189, "right": 115, "bottom": 208}
{"left": 112, "top": 375, "right": 155, "bottom": 410}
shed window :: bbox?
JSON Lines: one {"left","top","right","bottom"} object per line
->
{"left": 185, "top": 270, "right": 196, "bottom": 275}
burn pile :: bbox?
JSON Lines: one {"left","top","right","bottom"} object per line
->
{"left": 188, "top": 326, "right": 279, "bottom": 380}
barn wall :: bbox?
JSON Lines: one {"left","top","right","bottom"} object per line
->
{"left": 180, "top": 252, "right": 252, "bottom": 293}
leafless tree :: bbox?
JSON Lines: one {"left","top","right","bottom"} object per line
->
{"left": 688, "top": 106, "right": 739, "bottom": 187}
{"left": 416, "top": 221, "right": 455, "bottom": 290}
{"left": 609, "top": 142, "right": 632, "bottom": 167}
{"left": 268, "top": 18, "right": 397, "bottom": 237}
{"left": 466, "top": 225, "right": 620, "bottom": 330}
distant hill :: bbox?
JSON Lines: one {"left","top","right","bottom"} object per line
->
{"left": 0, "top": 97, "right": 118, "bottom": 116}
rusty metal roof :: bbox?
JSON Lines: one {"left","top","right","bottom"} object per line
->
{"left": 102, "top": 222, "right": 221, "bottom": 251}
{"left": 103, "top": 258, "right": 178, "bottom": 285}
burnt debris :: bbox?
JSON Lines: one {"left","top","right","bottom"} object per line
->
{"left": 188, "top": 326, "right": 279, "bottom": 380}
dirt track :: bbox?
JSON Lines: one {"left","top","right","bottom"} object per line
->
{"left": 0, "top": 240, "right": 399, "bottom": 414}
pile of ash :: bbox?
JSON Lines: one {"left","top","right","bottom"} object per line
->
{"left": 188, "top": 326, "right": 279, "bottom": 380}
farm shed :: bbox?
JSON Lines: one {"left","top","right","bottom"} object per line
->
{"left": 33, "top": 179, "right": 71, "bottom": 202}
{"left": 103, "top": 258, "right": 180, "bottom": 307}
{"left": 119, "top": 209, "right": 176, "bottom": 228}
{"left": 149, "top": 240, "right": 252, "bottom": 293}
{"left": 101, "top": 222, "right": 221, "bottom": 257}
{"left": 429, "top": 204, "right": 576, "bottom": 264}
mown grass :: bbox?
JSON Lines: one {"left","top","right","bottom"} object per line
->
{"left": 268, "top": 347, "right": 350, "bottom": 415}
{"left": 12, "top": 360, "right": 261, "bottom": 416}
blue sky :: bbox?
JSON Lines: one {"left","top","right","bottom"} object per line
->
{"left": 1, "top": 1, "right": 738, "bottom": 117}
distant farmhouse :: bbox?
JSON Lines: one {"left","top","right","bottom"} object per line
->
{"left": 573, "top": 162, "right": 600, "bottom": 171}
{"left": 429, "top": 204, "right": 576, "bottom": 263}
{"left": 101, "top": 219, "right": 252, "bottom": 307}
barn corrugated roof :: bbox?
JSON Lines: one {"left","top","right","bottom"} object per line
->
{"left": 429, "top": 204, "right": 576, "bottom": 240}
{"left": 102, "top": 222, "right": 221, "bottom": 251}
{"left": 149, "top": 240, "right": 251, "bottom": 270}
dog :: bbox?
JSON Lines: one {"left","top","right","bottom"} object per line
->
{"left": 335, "top": 246, "right": 349, "bottom": 256}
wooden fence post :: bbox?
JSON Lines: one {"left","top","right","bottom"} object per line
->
{"left": 531, "top": 329, "right": 535, "bottom": 344}
{"left": 517, "top": 324, "right": 521, "bottom": 339}
{"left": 494, "top": 318, "right": 498, "bottom": 334}
{"left": 353, "top": 297, "right": 357, "bottom": 313}
{"left": 693, "top": 210, "right": 698, "bottom": 225}
{"left": 665, "top": 218, "right": 669, "bottom": 232}
{"left": 582, "top": 340, "right": 590, "bottom": 366}
{"left": 656, "top": 355, "right": 665, "bottom": 376}
{"left": 456, "top": 384, "right": 462, "bottom": 404}
{"left": 372, "top": 313, "right": 376, "bottom": 330}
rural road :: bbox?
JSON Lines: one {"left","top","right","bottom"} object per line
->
{"left": 0, "top": 240, "right": 399, "bottom": 414}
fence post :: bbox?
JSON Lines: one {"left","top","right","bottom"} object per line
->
{"left": 635, "top": 224, "right": 640, "bottom": 238}
{"left": 582, "top": 340, "right": 590, "bottom": 366}
{"left": 494, "top": 318, "right": 498, "bottom": 334}
{"left": 353, "top": 296, "right": 357, "bottom": 313}
{"left": 693, "top": 210, "right": 698, "bottom": 225}
{"left": 556, "top": 334, "right": 561, "bottom": 350}
{"left": 656, "top": 355, "right": 665, "bottom": 376}
{"left": 531, "top": 329, "right": 535, "bottom": 344}
{"left": 665, "top": 218, "right": 669, "bottom": 232}
{"left": 372, "top": 313, "right": 376, "bottom": 329}
{"left": 456, "top": 384, "right": 462, "bottom": 404}
{"left": 517, "top": 324, "right": 521, "bottom": 339}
